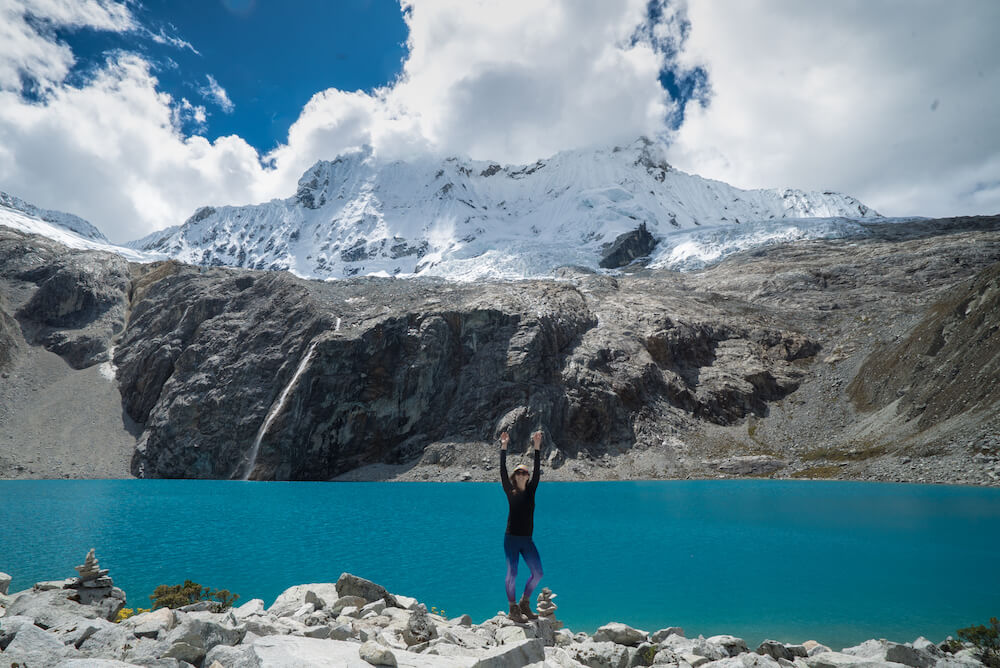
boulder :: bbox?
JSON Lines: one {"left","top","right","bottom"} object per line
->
{"left": 361, "top": 639, "right": 399, "bottom": 666}
{"left": 0, "top": 571, "right": 11, "bottom": 595}
{"left": 547, "top": 646, "right": 589, "bottom": 668}
{"left": 0, "top": 615, "right": 37, "bottom": 649}
{"left": 123, "top": 606, "right": 177, "bottom": 639}
{"left": 707, "top": 634, "right": 749, "bottom": 657}
{"left": 496, "top": 624, "right": 535, "bottom": 645}
{"left": 659, "top": 635, "right": 728, "bottom": 661}
{"left": 247, "top": 634, "right": 474, "bottom": 667}
{"left": 330, "top": 595, "right": 369, "bottom": 615}
{"left": 56, "top": 660, "right": 142, "bottom": 667}
{"left": 471, "top": 638, "right": 546, "bottom": 668}
{"left": 403, "top": 604, "right": 438, "bottom": 646}
{"left": 394, "top": 595, "right": 420, "bottom": 611}
{"left": 681, "top": 653, "right": 713, "bottom": 667}
{"left": 594, "top": 622, "right": 648, "bottom": 647}
{"left": 803, "top": 650, "right": 910, "bottom": 668}
{"left": 49, "top": 614, "right": 116, "bottom": 648}
{"left": 703, "top": 655, "right": 782, "bottom": 668}
{"left": 231, "top": 598, "right": 266, "bottom": 620}
{"left": 802, "top": 641, "right": 832, "bottom": 657}
{"left": 2, "top": 621, "right": 80, "bottom": 665}
{"left": 785, "top": 645, "right": 809, "bottom": 658}
{"left": 599, "top": 223, "right": 658, "bottom": 269}
{"left": 336, "top": 573, "right": 399, "bottom": 607}
{"left": 567, "top": 640, "right": 631, "bottom": 668}
{"left": 630, "top": 641, "right": 659, "bottom": 667}
{"left": 651, "top": 628, "right": 685, "bottom": 643}
{"left": 75, "top": 623, "right": 138, "bottom": 658}
{"left": 204, "top": 642, "right": 256, "bottom": 667}
{"left": 758, "top": 640, "right": 794, "bottom": 661}
{"left": 841, "top": 639, "right": 937, "bottom": 668}
{"left": 267, "top": 583, "right": 341, "bottom": 618}
{"left": 162, "top": 616, "right": 246, "bottom": 664}
{"left": 7, "top": 588, "right": 100, "bottom": 629}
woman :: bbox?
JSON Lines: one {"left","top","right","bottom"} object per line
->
{"left": 499, "top": 429, "right": 544, "bottom": 623}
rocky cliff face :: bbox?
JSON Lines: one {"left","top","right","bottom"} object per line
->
{"left": 2, "top": 216, "right": 999, "bottom": 483}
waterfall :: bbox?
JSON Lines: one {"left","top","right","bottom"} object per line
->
{"left": 237, "top": 339, "right": 320, "bottom": 480}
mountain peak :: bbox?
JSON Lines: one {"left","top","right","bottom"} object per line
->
{"left": 130, "top": 138, "right": 882, "bottom": 279}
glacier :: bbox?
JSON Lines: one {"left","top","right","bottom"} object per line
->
{"left": 130, "top": 137, "right": 884, "bottom": 280}
{"left": 0, "top": 193, "right": 156, "bottom": 262}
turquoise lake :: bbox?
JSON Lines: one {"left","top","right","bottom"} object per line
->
{"left": 1, "top": 480, "right": 998, "bottom": 650}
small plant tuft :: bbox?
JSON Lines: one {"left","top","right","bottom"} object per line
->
{"left": 114, "top": 607, "right": 151, "bottom": 623}
{"left": 957, "top": 617, "right": 1000, "bottom": 668}
{"left": 149, "top": 580, "right": 239, "bottom": 611}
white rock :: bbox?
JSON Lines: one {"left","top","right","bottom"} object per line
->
{"left": 232, "top": 598, "right": 266, "bottom": 620}
{"left": 362, "top": 599, "right": 388, "bottom": 616}
{"left": 659, "top": 635, "right": 728, "bottom": 662}
{"left": 803, "top": 650, "right": 910, "bottom": 668}
{"left": 594, "top": 622, "right": 648, "bottom": 647}
{"left": 3, "top": 621, "right": 80, "bottom": 665}
{"left": 294, "top": 602, "right": 317, "bottom": 618}
{"left": 249, "top": 635, "right": 476, "bottom": 667}
{"left": 55, "top": 660, "right": 139, "bottom": 667}
{"left": 361, "top": 639, "right": 398, "bottom": 666}
{"left": 703, "top": 654, "right": 782, "bottom": 668}
{"left": 803, "top": 641, "right": 832, "bottom": 657}
{"left": 651, "top": 627, "right": 685, "bottom": 642}
{"left": 566, "top": 640, "right": 630, "bottom": 668}
{"left": 124, "top": 606, "right": 177, "bottom": 639}
{"left": 496, "top": 624, "right": 535, "bottom": 645}
{"left": 707, "top": 635, "right": 750, "bottom": 657}
{"left": 842, "top": 639, "right": 937, "bottom": 668}
{"left": 267, "top": 583, "right": 341, "bottom": 618}
{"left": 683, "top": 653, "right": 713, "bottom": 667}
{"left": 394, "top": 595, "right": 420, "bottom": 611}
{"left": 471, "top": 638, "right": 546, "bottom": 668}
{"left": 0, "top": 571, "right": 11, "bottom": 595}
{"left": 546, "top": 645, "right": 588, "bottom": 668}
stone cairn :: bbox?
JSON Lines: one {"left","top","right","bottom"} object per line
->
{"left": 536, "top": 587, "right": 562, "bottom": 629}
{"left": 73, "top": 548, "right": 111, "bottom": 587}
{"left": 65, "top": 548, "right": 126, "bottom": 620}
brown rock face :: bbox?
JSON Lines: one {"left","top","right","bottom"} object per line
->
{"left": 849, "top": 261, "right": 1000, "bottom": 429}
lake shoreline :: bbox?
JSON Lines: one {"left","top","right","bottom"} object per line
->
{"left": 0, "top": 565, "right": 991, "bottom": 668}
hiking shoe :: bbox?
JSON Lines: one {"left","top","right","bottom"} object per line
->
{"left": 508, "top": 602, "right": 528, "bottom": 623}
{"left": 519, "top": 598, "right": 538, "bottom": 620}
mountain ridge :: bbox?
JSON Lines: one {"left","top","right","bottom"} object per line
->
{"left": 130, "top": 137, "right": 882, "bottom": 280}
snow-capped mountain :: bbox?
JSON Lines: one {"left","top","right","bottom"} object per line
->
{"left": 0, "top": 193, "right": 153, "bottom": 262}
{"left": 0, "top": 191, "right": 109, "bottom": 242}
{"left": 132, "top": 137, "right": 881, "bottom": 280}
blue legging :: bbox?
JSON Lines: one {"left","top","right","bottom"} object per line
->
{"left": 504, "top": 534, "right": 544, "bottom": 602}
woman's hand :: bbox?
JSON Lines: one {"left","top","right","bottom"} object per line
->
{"left": 500, "top": 431, "right": 509, "bottom": 450}
{"left": 532, "top": 431, "right": 543, "bottom": 450}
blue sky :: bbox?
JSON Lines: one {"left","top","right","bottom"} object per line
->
{"left": 0, "top": 1, "right": 997, "bottom": 241}
{"left": 58, "top": 0, "right": 410, "bottom": 153}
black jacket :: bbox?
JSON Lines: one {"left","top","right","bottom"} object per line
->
{"left": 500, "top": 449, "right": 541, "bottom": 536}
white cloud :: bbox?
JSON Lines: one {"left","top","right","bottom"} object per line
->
{"left": 0, "top": 0, "right": 134, "bottom": 91}
{"left": 201, "top": 74, "right": 233, "bottom": 113}
{"left": 666, "top": 0, "right": 1000, "bottom": 217}
{"left": 1, "top": 0, "right": 996, "bottom": 244}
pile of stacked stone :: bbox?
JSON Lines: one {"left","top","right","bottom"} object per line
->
{"left": 65, "top": 548, "right": 126, "bottom": 620}
{"left": 536, "top": 587, "right": 562, "bottom": 630}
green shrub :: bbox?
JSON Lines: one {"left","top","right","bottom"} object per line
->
{"left": 957, "top": 617, "right": 1000, "bottom": 668}
{"left": 149, "top": 580, "right": 239, "bottom": 611}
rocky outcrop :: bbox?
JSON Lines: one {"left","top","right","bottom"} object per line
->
{"left": 599, "top": 223, "right": 658, "bottom": 269}
{"left": 2, "top": 216, "right": 1000, "bottom": 483}
{"left": 849, "top": 261, "right": 1000, "bottom": 430}
{"left": 0, "top": 228, "right": 128, "bottom": 368}
{"left": 1, "top": 565, "right": 987, "bottom": 668}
